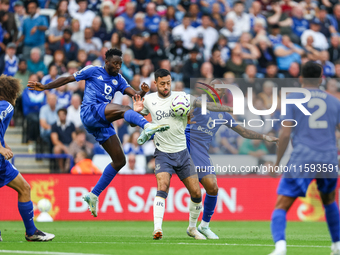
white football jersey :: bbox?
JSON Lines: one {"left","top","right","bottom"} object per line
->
{"left": 141, "top": 91, "right": 188, "bottom": 153}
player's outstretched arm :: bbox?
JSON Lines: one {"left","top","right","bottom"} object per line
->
{"left": 27, "top": 75, "right": 76, "bottom": 91}
{"left": 193, "top": 99, "right": 233, "bottom": 113}
{"left": 231, "top": 125, "right": 278, "bottom": 142}
{"left": 124, "top": 82, "right": 149, "bottom": 98}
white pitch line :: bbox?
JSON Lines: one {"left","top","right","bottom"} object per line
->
{"left": 0, "top": 250, "right": 104, "bottom": 255}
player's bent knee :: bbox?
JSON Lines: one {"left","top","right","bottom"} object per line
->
{"left": 115, "top": 157, "right": 126, "bottom": 170}
{"left": 206, "top": 186, "right": 218, "bottom": 196}
{"left": 190, "top": 188, "right": 201, "bottom": 198}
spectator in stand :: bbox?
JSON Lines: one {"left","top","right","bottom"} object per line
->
{"left": 69, "top": 0, "right": 95, "bottom": 31}
{"left": 301, "top": 18, "right": 329, "bottom": 51}
{"left": 174, "top": 81, "right": 184, "bottom": 91}
{"left": 52, "top": 28, "right": 79, "bottom": 62}
{"left": 14, "top": 59, "right": 30, "bottom": 89}
{"left": 70, "top": 151, "right": 101, "bottom": 174}
{"left": 130, "top": 33, "right": 151, "bottom": 68}
{"left": 249, "top": 1, "right": 266, "bottom": 29}
{"left": 172, "top": 13, "right": 197, "bottom": 50}
{"left": 51, "top": 108, "right": 76, "bottom": 172}
{"left": 318, "top": 5, "right": 334, "bottom": 39}
{"left": 71, "top": 19, "right": 83, "bottom": 43}
{"left": 13, "top": 1, "right": 26, "bottom": 40}
{"left": 53, "top": 50, "right": 67, "bottom": 75}
{"left": 87, "top": 0, "right": 101, "bottom": 13}
{"left": 41, "top": 64, "right": 59, "bottom": 85}
{"left": 257, "top": 35, "right": 276, "bottom": 73}
{"left": 274, "top": 35, "right": 304, "bottom": 72}
{"left": 300, "top": 0, "right": 317, "bottom": 21}
{"left": 39, "top": 93, "right": 59, "bottom": 144}
{"left": 112, "top": 17, "right": 130, "bottom": 44}
{"left": 66, "top": 94, "right": 82, "bottom": 128}
{"left": 92, "top": 16, "right": 109, "bottom": 43}
{"left": 210, "top": 2, "right": 225, "bottom": 30}
{"left": 130, "top": 13, "right": 149, "bottom": 37}
{"left": 123, "top": 131, "right": 144, "bottom": 155}
{"left": 188, "top": 3, "right": 202, "bottom": 28}
{"left": 194, "top": 32, "right": 205, "bottom": 59}
{"left": 200, "top": 62, "right": 214, "bottom": 79}
{"left": 328, "top": 36, "right": 340, "bottom": 63}
{"left": 77, "top": 49, "right": 90, "bottom": 68}
{"left": 120, "top": 2, "right": 136, "bottom": 32}
{"left": 239, "top": 138, "right": 268, "bottom": 157}
{"left": 317, "top": 51, "right": 336, "bottom": 77}
{"left": 27, "top": 47, "right": 47, "bottom": 79}
{"left": 0, "top": 0, "right": 17, "bottom": 44}
{"left": 99, "top": 1, "right": 114, "bottom": 34}
{"left": 257, "top": 80, "right": 278, "bottom": 110}
{"left": 326, "top": 79, "right": 340, "bottom": 100}
{"left": 226, "top": 46, "right": 247, "bottom": 78}
{"left": 220, "top": 18, "right": 240, "bottom": 49}
{"left": 105, "top": 32, "right": 127, "bottom": 52}
{"left": 165, "top": 5, "right": 180, "bottom": 29}
{"left": 95, "top": 47, "right": 107, "bottom": 66}
{"left": 291, "top": 5, "right": 309, "bottom": 40}
{"left": 210, "top": 48, "right": 227, "bottom": 77}
{"left": 149, "top": 33, "right": 167, "bottom": 70}
{"left": 304, "top": 35, "right": 321, "bottom": 61}
{"left": 196, "top": 14, "right": 219, "bottom": 60}
{"left": 49, "top": 0, "right": 71, "bottom": 28}
{"left": 22, "top": 74, "right": 46, "bottom": 146}
{"left": 226, "top": 1, "right": 250, "bottom": 34}
{"left": 331, "top": 4, "right": 340, "bottom": 33}
{"left": 264, "top": 62, "right": 285, "bottom": 89}
{"left": 145, "top": 2, "right": 161, "bottom": 33}
{"left": 140, "top": 64, "right": 152, "bottom": 87}
{"left": 119, "top": 154, "right": 146, "bottom": 174}
{"left": 121, "top": 49, "right": 139, "bottom": 83}
{"left": 78, "top": 27, "right": 102, "bottom": 60}
{"left": 68, "top": 129, "right": 93, "bottom": 159}
{"left": 0, "top": 42, "right": 18, "bottom": 76}
{"left": 267, "top": 0, "right": 292, "bottom": 35}
{"left": 158, "top": 20, "right": 171, "bottom": 49}
{"left": 240, "top": 64, "right": 263, "bottom": 94}
{"left": 286, "top": 62, "right": 300, "bottom": 79}
{"left": 16, "top": 0, "right": 47, "bottom": 60}
{"left": 268, "top": 24, "right": 282, "bottom": 46}
{"left": 48, "top": 15, "right": 66, "bottom": 48}
{"left": 237, "top": 32, "right": 260, "bottom": 64}
{"left": 51, "top": 85, "right": 72, "bottom": 109}
{"left": 169, "top": 35, "right": 189, "bottom": 73}
{"left": 212, "top": 34, "right": 230, "bottom": 63}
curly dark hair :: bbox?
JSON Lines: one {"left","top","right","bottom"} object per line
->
{"left": 0, "top": 75, "right": 21, "bottom": 106}
{"left": 105, "top": 48, "right": 122, "bottom": 59}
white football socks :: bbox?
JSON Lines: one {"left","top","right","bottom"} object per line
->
{"left": 154, "top": 196, "right": 165, "bottom": 231}
{"left": 332, "top": 241, "right": 340, "bottom": 251}
{"left": 275, "top": 240, "right": 287, "bottom": 252}
{"left": 200, "top": 220, "right": 209, "bottom": 228}
{"left": 189, "top": 199, "right": 202, "bottom": 228}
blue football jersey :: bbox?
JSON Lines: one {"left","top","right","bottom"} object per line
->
{"left": 185, "top": 101, "right": 237, "bottom": 152}
{"left": 284, "top": 88, "right": 340, "bottom": 152}
{"left": 73, "top": 65, "right": 130, "bottom": 107}
{"left": 0, "top": 100, "right": 14, "bottom": 168}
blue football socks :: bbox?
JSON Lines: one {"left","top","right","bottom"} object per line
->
{"left": 325, "top": 202, "right": 340, "bottom": 242}
{"left": 92, "top": 163, "right": 118, "bottom": 196}
{"left": 202, "top": 194, "right": 217, "bottom": 223}
{"left": 124, "top": 109, "right": 148, "bottom": 129}
{"left": 18, "top": 201, "right": 37, "bottom": 236}
{"left": 271, "top": 209, "right": 287, "bottom": 243}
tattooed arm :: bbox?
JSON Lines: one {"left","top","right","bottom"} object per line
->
{"left": 193, "top": 98, "right": 233, "bottom": 112}
{"left": 231, "top": 125, "right": 278, "bottom": 142}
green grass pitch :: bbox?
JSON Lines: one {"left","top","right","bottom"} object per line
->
{"left": 0, "top": 221, "right": 334, "bottom": 255}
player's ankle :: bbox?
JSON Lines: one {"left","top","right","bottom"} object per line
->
{"left": 275, "top": 240, "right": 287, "bottom": 252}
{"left": 200, "top": 220, "right": 209, "bottom": 228}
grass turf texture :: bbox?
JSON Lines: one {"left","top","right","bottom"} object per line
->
{"left": 0, "top": 221, "right": 333, "bottom": 255}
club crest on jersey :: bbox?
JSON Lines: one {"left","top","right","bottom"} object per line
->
{"left": 112, "top": 79, "right": 118, "bottom": 85}
{"left": 218, "top": 113, "right": 223, "bottom": 119}
{"left": 0, "top": 110, "right": 7, "bottom": 120}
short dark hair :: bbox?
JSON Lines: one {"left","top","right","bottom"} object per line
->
{"left": 234, "top": 1, "right": 244, "bottom": 6}
{"left": 154, "top": 69, "right": 171, "bottom": 81}
{"left": 105, "top": 48, "right": 122, "bottom": 59}
{"left": 0, "top": 75, "right": 21, "bottom": 106}
{"left": 301, "top": 61, "right": 323, "bottom": 86}
{"left": 266, "top": 62, "right": 277, "bottom": 68}
{"left": 57, "top": 108, "right": 67, "bottom": 115}
{"left": 183, "top": 13, "right": 192, "bottom": 19}
{"left": 63, "top": 28, "right": 72, "bottom": 35}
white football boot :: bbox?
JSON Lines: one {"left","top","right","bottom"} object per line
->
{"left": 186, "top": 227, "right": 206, "bottom": 240}
{"left": 268, "top": 250, "right": 286, "bottom": 255}
{"left": 197, "top": 225, "right": 219, "bottom": 239}
{"left": 83, "top": 192, "right": 99, "bottom": 217}
{"left": 25, "top": 229, "right": 55, "bottom": 242}
{"left": 137, "top": 123, "right": 170, "bottom": 145}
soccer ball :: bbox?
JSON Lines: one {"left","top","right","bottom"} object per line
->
{"left": 37, "top": 199, "right": 52, "bottom": 213}
{"left": 170, "top": 95, "right": 190, "bottom": 117}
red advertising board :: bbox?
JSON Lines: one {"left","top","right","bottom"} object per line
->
{"left": 0, "top": 174, "right": 334, "bottom": 221}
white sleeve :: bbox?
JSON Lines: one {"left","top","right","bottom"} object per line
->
{"left": 140, "top": 97, "right": 149, "bottom": 115}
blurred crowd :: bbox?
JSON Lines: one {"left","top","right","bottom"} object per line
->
{"left": 2, "top": 0, "right": 340, "bottom": 173}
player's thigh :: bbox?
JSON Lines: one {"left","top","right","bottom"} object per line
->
{"left": 275, "top": 195, "right": 296, "bottom": 211}
{"left": 317, "top": 178, "right": 337, "bottom": 205}
{"left": 104, "top": 103, "right": 131, "bottom": 123}
{"left": 200, "top": 174, "right": 218, "bottom": 196}
{"left": 182, "top": 175, "right": 201, "bottom": 198}
{"left": 156, "top": 172, "right": 171, "bottom": 193}
{"left": 101, "top": 134, "right": 126, "bottom": 169}
{"left": 7, "top": 173, "right": 30, "bottom": 197}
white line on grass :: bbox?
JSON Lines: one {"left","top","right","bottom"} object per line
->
{"left": 0, "top": 250, "right": 104, "bottom": 255}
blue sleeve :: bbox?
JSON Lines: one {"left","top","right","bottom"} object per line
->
{"left": 0, "top": 102, "right": 13, "bottom": 122}
{"left": 331, "top": 16, "right": 338, "bottom": 31}
{"left": 224, "top": 112, "right": 237, "bottom": 128}
{"left": 73, "top": 65, "right": 96, "bottom": 82}
{"left": 119, "top": 75, "right": 130, "bottom": 94}
{"left": 39, "top": 16, "right": 48, "bottom": 27}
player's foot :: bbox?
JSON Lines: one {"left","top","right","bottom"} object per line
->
{"left": 137, "top": 123, "right": 170, "bottom": 145}
{"left": 331, "top": 250, "right": 340, "bottom": 255}
{"left": 197, "top": 225, "right": 219, "bottom": 239}
{"left": 83, "top": 192, "right": 98, "bottom": 217}
{"left": 186, "top": 227, "right": 206, "bottom": 240}
{"left": 25, "top": 229, "right": 55, "bottom": 242}
{"left": 0, "top": 230, "right": 2, "bottom": 241}
{"left": 153, "top": 229, "right": 163, "bottom": 240}
{"left": 268, "top": 250, "right": 286, "bottom": 255}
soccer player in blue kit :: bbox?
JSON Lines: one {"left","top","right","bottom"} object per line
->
{"left": 28, "top": 48, "right": 169, "bottom": 217}
{"left": 0, "top": 75, "right": 54, "bottom": 241}
{"left": 186, "top": 79, "right": 278, "bottom": 239}
{"left": 269, "top": 61, "right": 340, "bottom": 255}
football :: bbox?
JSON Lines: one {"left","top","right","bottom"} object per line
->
{"left": 170, "top": 95, "right": 190, "bottom": 117}
{"left": 37, "top": 198, "right": 52, "bottom": 213}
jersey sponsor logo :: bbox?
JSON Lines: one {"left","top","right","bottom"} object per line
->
{"left": 112, "top": 79, "right": 118, "bottom": 85}
{"left": 103, "top": 83, "right": 113, "bottom": 101}
{"left": 156, "top": 201, "right": 164, "bottom": 207}
{"left": 97, "top": 75, "right": 103, "bottom": 80}
{"left": 155, "top": 110, "right": 175, "bottom": 120}
{"left": 197, "top": 125, "right": 214, "bottom": 136}
{"left": 155, "top": 164, "right": 160, "bottom": 170}
{"left": 152, "top": 102, "right": 157, "bottom": 105}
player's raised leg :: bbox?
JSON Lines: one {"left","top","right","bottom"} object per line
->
{"left": 7, "top": 173, "right": 55, "bottom": 241}
{"left": 198, "top": 175, "right": 219, "bottom": 239}
{"left": 182, "top": 175, "right": 206, "bottom": 240}
{"left": 269, "top": 194, "right": 296, "bottom": 255}
{"left": 320, "top": 186, "right": 340, "bottom": 255}
{"left": 153, "top": 172, "right": 171, "bottom": 240}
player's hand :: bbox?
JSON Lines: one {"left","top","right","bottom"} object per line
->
{"left": 0, "top": 147, "right": 13, "bottom": 160}
{"left": 141, "top": 82, "right": 150, "bottom": 94}
{"left": 27, "top": 81, "right": 45, "bottom": 91}
{"left": 187, "top": 108, "right": 196, "bottom": 124}
{"left": 132, "top": 94, "right": 145, "bottom": 113}
{"left": 264, "top": 135, "right": 279, "bottom": 143}
{"left": 268, "top": 163, "right": 280, "bottom": 177}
